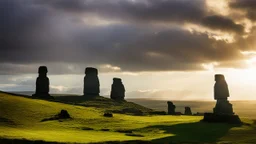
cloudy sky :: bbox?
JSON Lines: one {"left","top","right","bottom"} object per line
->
{"left": 1, "top": 0, "right": 256, "bottom": 100}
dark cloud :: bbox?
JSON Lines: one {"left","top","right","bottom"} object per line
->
{"left": 37, "top": 0, "right": 207, "bottom": 23}
{"left": 201, "top": 15, "right": 244, "bottom": 34}
{"left": 229, "top": 0, "right": 256, "bottom": 21}
{"left": 0, "top": 0, "right": 252, "bottom": 75}
{"left": 36, "top": 0, "right": 244, "bottom": 34}
{"left": 235, "top": 27, "right": 256, "bottom": 52}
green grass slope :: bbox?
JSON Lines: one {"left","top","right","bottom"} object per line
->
{"left": 0, "top": 92, "right": 256, "bottom": 144}
{"left": 54, "top": 95, "right": 153, "bottom": 115}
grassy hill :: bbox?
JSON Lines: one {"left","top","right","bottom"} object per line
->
{"left": 0, "top": 92, "right": 256, "bottom": 144}
{"left": 54, "top": 95, "right": 154, "bottom": 115}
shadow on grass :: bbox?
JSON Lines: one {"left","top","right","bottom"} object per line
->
{"left": 148, "top": 121, "right": 241, "bottom": 143}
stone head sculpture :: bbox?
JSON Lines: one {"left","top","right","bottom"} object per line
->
{"left": 110, "top": 77, "right": 125, "bottom": 100}
{"left": 167, "top": 101, "right": 176, "bottom": 115}
{"left": 33, "top": 66, "right": 51, "bottom": 98}
{"left": 167, "top": 101, "right": 174, "bottom": 105}
{"left": 38, "top": 66, "right": 48, "bottom": 77}
{"left": 83, "top": 67, "right": 100, "bottom": 96}
{"left": 215, "top": 74, "right": 225, "bottom": 82}
{"left": 85, "top": 67, "right": 98, "bottom": 75}
{"left": 214, "top": 74, "right": 229, "bottom": 100}
{"left": 113, "top": 78, "right": 122, "bottom": 83}
{"left": 184, "top": 107, "right": 192, "bottom": 115}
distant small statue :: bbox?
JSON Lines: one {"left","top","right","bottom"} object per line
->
{"left": 167, "top": 101, "right": 176, "bottom": 115}
{"left": 184, "top": 107, "right": 192, "bottom": 115}
{"left": 32, "top": 66, "right": 52, "bottom": 99}
{"left": 110, "top": 78, "right": 125, "bottom": 100}
{"left": 213, "top": 74, "right": 233, "bottom": 115}
{"left": 83, "top": 67, "right": 100, "bottom": 96}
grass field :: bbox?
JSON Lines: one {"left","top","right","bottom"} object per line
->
{"left": 0, "top": 92, "right": 256, "bottom": 144}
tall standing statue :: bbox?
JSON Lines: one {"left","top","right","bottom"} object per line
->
{"left": 202, "top": 74, "right": 241, "bottom": 124}
{"left": 32, "top": 66, "right": 52, "bottom": 99}
{"left": 213, "top": 74, "right": 233, "bottom": 115}
{"left": 83, "top": 67, "right": 100, "bottom": 96}
{"left": 110, "top": 78, "right": 125, "bottom": 100}
{"left": 167, "top": 101, "right": 176, "bottom": 115}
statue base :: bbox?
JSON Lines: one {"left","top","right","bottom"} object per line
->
{"left": 213, "top": 99, "right": 234, "bottom": 115}
{"left": 32, "top": 93, "right": 54, "bottom": 100}
{"left": 202, "top": 113, "right": 241, "bottom": 124}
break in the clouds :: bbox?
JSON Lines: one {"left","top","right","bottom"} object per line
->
{"left": 1, "top": 0, "right": 256, "bottom": 74}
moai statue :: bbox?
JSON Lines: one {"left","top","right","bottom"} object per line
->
{"left": 184, "top": 107, "right": 192, "bottom": 115}
{"left": 83, "top": 67, "right": 100, "bottom": 96}
{"left": 202, "top": 74, "right": 241, "bottom": 124}
{"left": 213, "top": 74, "right": 234, "bottom": 115}
{"left": 110, "top": 78, "right": 125, "bottom": 100}
{"left": 167, "top": 101, "right": 176, "bottom": 115}
{"left": 32, "top": 66, "right": 52, "bottom": 99}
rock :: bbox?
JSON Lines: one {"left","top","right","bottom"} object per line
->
{"left": 41, "top": 109, "right": 71, "bottom": 122}
{"left": 83, "top": 67, "right": 100, "bottom": 96}
{"left": 32, "top": 66, "right": 53, "bottom": 99}
{"left": 167, "top": 101, "right": 176, "bottom": 115}
{"left": 57, "top": 110, "right": 71, "bottom": 119}
{"left": 103, "top": 112, "right": 113, "bottom": 117}
{"left": 81, "top": 127, "right": 94, "bottom": 130}
{"left": 110, "top": 78, "right": 125, "bottom": 100}
{"left": 184, "top": 107, "right": 192, "bottom": 115}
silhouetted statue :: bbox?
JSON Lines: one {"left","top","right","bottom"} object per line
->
{"left": 167, "top": 101, "right": 176, "bottom": 115}
{"left": 213, "top": 74, "right": 233, "bottom": 115}
{"left": 110, "top": 78, "right": 125, "bottom": 100}
{"left": 184, "top": 107, "right": 192, "bottom": 115}
{"left": 203, "top": 74, "right": 241, "bottom": 124}
{"left": 214, "top": 74, "right": 229, "bottom": 100}
{"left": 32, "top": 66, "right": 52, "bottom": 99}
{"left": 83, "top": 67, "right": 100, "bottom": 96}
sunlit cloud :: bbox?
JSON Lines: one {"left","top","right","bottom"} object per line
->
{"left": 100, "top": 64, "right": 121, "bottom": 72}
{"left": 201, "top": 62, "right": 219, "bottom": 71}
{"left": 184, "top": 23, "right": 235, "bottom": 43}
{"left": 206, "top": 0, "right": 230, "bottom": 16}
